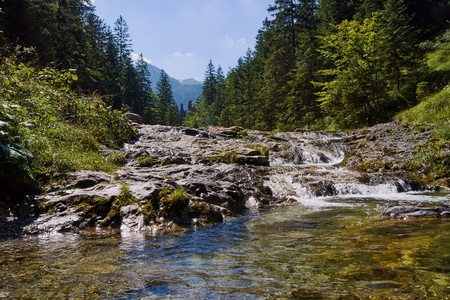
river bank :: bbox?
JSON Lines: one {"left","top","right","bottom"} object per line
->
{"left": 1, "top": 121, "right": 449, "bottom": 238}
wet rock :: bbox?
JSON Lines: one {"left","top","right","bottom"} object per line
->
{"left": 120, "top": 203, "right": 145, "bottom": 231}
{"left": 342, "top": 121, "right": 437, "bottom": 173}
{"left": 381, "top": 204, "right": 450, "bottom": 218}
{"left": 7, "top": 122, "right": 447, "bottom": 236}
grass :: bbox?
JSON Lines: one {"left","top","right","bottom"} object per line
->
{"left": 396, "top": 86, "right": 450, "bottom": 140}
{"left": 0, "top": 49, "right": 138, "bottom": 197}
{"left": 395, "top": 31, "right": 450, "bottom": 183}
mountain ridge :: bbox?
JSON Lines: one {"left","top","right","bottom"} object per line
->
{"left": 146, "top": 63, "right": 202, "bottom": 109}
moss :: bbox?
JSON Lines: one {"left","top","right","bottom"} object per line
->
{"left": 160, "top": 158, "right": 171, "bottom": 166}
{"left": 188, "top": 203, "right": 210, "bottom": 217}
{"left": 142, "top": 200, "right": 156, "bottom": 223}
{"left": 108, "top": 152, "right": 126, "bottom": 166}
{"left": 246, "top": 144, "right": 269, "bottom": 156}
{"left": 208, "top": 151, "right": 239, "bottom": 164}
{"left": 237, "top": 129, "right": 250, "bottom": 139}
{"left": 188, "top": 202, "right": 223, "bottom": 223}
{"left": 77, "top": 197, "right": 113, "bottom": 217}
{"left": 158, "top": 187, "right": 190, "bottom": 218}
{"left": 101, "top": 183, "right": 139, "bottom": 226}
{"left": 136, "top": 154, "right": 153, "bottom": 167}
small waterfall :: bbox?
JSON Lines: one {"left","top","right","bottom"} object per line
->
{"left": 269, "top": 132, "right": 350, "bottom": 166}
{"left": 264, "top": 131, "right": 424, "bottom": 208}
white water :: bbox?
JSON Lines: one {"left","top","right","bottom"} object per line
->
{"left": 265, "top": 133, "right": 450, "bottom": 209}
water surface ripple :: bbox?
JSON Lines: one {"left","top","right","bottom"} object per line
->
{"left": 1, "top": 194, "right": 450, "bottom": 299}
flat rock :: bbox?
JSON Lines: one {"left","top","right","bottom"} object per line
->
{"left": 381, "top": 204, "right": 450, "bottom": 218}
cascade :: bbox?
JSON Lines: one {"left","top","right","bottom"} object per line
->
{"left": 264, "top": 131, "right": 424, "bottom": 208}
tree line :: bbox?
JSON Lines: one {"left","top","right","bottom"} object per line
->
{"left": 0, "top": 0, "right": 182, "bottom": 126}
{"left": 186, "top": 0, "right": 449, "bottom": 131}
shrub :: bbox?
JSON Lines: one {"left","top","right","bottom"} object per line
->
{"left": 0, "top": 50, "right": 138, "bottom": 198}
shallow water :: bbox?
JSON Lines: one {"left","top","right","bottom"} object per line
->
{"left": 1, "top": 194, "right": 449, "bottom": 299}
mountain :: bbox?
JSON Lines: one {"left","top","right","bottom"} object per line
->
{"left": 180, "top": 78, "right": 202, "bottom": 85}
{"left": 146, "top": 63, "right": 203, "bottom": 109}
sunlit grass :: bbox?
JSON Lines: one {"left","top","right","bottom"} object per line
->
{"left": 0, "top": 51, "right": 138, "bottom": 194}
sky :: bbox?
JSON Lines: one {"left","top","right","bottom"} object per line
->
{"left": 92, "top": 0, "right": 274, "bottom": 81}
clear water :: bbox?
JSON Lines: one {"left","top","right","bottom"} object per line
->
{"left": 2, "top": 135, "right": 449, "bottom": 299}
{"left": 1, "top": 195, "right": 449, "bottom": 299}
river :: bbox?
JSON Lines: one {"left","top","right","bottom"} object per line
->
{"left": 1, "top": 192, "right": 449, "bottom": 299}
{"left": 1, "top": 128, "right": 449, "bottom": 299}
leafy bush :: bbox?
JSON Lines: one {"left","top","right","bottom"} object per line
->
{"left": 0, "top": 49, "right": 138, "bottom": 198}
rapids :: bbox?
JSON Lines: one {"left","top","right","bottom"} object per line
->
{"left": 1, "top": 126, "right": 449, "bottom": 298}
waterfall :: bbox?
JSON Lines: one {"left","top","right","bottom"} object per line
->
{"left": 264, "top": 131, "right": 427, "bottom": 208}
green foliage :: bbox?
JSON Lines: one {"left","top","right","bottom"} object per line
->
{"left": 396, "top": 30, "right": 450, "bottom": 141}
{"left": 0, "top": 52, "right": 138, "bottom": 197}
{"left": 115, "top": 183, "right": 137, "bottom": 206}
{"left": 104, "top": 182, "right": 138, "bottom": 224}
{"left": 159, "top": 187, "right": 190, "bottom": 217}
{"left": 407, "top": 140, "right": 450, "bottom": 182}
{"left": 136, "top": 155, "right": 154, "bottom": 167}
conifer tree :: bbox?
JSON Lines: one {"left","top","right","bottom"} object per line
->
{"left": 135, "top": 54, "right": 156, "bottom": 122}
{"left": 156, "top": 70, "right": 180, "bottom": 126}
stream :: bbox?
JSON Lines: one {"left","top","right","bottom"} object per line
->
{"left": 1, "top": 129, "right": 449, "bottom": 299}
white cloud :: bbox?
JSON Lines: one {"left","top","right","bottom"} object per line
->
{"left": 225, "top": 35, "right": 247, "bottom": 46}
{"left": 129, "top": 53, "right": 152, "bottom": 64}
{"left": 225, "top": 35, "right": 234, "bottom": 45}
{"left": 173, "top": 52, "right": 193, "bottom": 58}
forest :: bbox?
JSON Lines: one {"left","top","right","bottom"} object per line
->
{"left": 0, "top": 0, "right": 449, "bottom": 198}
{"left": 186, "top": 0, "right": 450, "bottom": 132}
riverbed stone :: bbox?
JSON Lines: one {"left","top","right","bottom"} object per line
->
{"left": 124, "top": 112, "right": 143, "bottom": 124}
{"left": 3, "top": 121, "right": 448, "bottom": 236}
{"left": 381, "top": 204, "right": 450, "bottom": 218}
{"left": 120, "top": 203, "right": 145, "bottom": 231}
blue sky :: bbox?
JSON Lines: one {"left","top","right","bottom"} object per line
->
{"left": 92, "top": 0, "right": 273, "bottom": 81}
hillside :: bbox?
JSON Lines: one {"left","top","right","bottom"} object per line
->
{"left": 146, "top": 63, "right": 202, "bottom": 108}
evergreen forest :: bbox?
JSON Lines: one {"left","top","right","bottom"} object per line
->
{"left": 186, "top": 0, "right": 450, "bottom": 132}
{"left": 0, "top": 0, "right": 449, "bottom": 198}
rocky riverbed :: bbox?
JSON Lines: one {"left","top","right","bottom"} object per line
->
{"left": 1, "top": 121, "right": 449, "bottom": 238}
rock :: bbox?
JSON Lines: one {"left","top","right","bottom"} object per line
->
{"left": 124, "top": 112, "right": 143, "bottom": 124}
{"left": 342, "top": 121, "right": 438, "bottom": 174}
{"left": 120, "top": 203, "right": 145, "bottom": 231}
{"left": 381, "top": 204, "right": 450, "bottom": 218}
{"left": 66, "top": 171, "right": 115, "bottom": 189}
{"left": 6, "top": 122, "right": 448, "bottom": 236}
{"left": 214, "top": 126, "right": 245, "bottom": 138}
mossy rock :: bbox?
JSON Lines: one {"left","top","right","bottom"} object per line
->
{"left": 188, "top": 202, "right": 223, "bottom": 223}
{"left": 77, "top": 196, "right": 113, "bottom": 217}
{"left": 137, "top": 155, "right": 154, "bottom": 167}
{"left": 159, "top": 187, "right": 190, "bottom": 218}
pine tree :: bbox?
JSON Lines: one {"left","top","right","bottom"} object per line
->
{"left": 156, "top": 70, "right": 180, "bottom": 126}
{"left": 202, "top": 60, "right": 217, "bottom": 106}
{"left": 135, "top": 54, "right": 156, "bottom": 123}
{"left": 114, "top": 15, "right": 132, "bottom": 67}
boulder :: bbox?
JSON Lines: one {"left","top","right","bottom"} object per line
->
{"left": 120, "top": 203, "right": 145, "bottom": 231}
{"left": 381, "top": 204, "right": 450, "bottom": 218}
{"left": 124, "top": 112, "right": 143, "bottom": 124}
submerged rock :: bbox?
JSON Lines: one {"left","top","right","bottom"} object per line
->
{"left": 381, "top": 204, "right": 450, "bottom": 218}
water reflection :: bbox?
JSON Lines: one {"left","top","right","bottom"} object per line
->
{"left": 1, "top": 196, "right": 449, "bottom": 299}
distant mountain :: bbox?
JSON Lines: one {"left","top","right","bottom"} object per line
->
{"left": 180, "top": 78, "right": 202, "bottom": 85}
{"left": 146, "top": 63, "right": 202, "bottom": 109}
